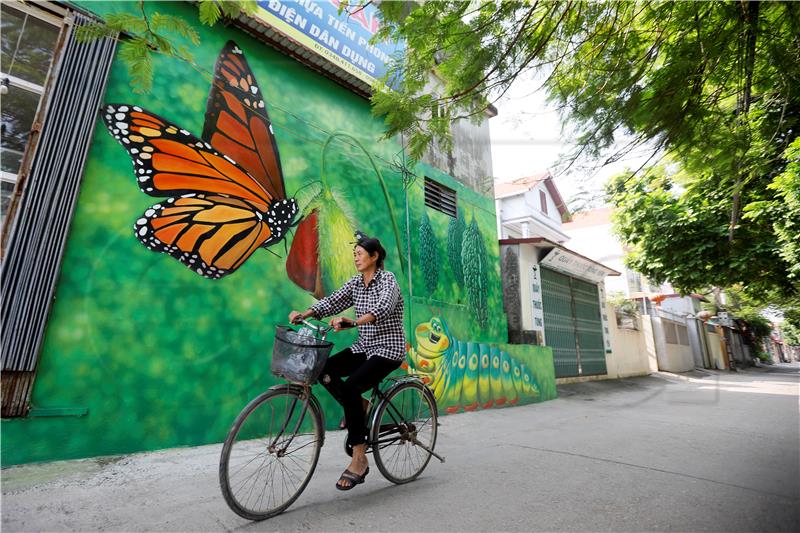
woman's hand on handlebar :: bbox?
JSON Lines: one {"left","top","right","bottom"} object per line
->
{"left": 330, "top": 316, "right": 356, "bottom": 331}
{"left": 288, "top": 310, "right": 308, "bottom": 325}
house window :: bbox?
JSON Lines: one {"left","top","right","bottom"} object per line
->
{"left": 1, "top": 2, "right": 63, "bottom": 229}
{"left": 424, "top": 176, "right": 457, "bottom": 217}
{"left": 677, "top": 324, "right": 690, "bottom": 346}
{"left": 663, "top": 321, "right": 690, "bottom": 346}
{"left": 539, "top": 190, "right": 548, "bottom": 214}
{"left": 626, "top": 268, "right": 643, "bottom": 293}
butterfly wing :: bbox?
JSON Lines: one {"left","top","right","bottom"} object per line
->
{"left": 135, "top": 194, "right": 295, "bottom": 279}
{"left": 102, "top": 104, "right": 274, "bottom": 207}
{"left": 103, "top": 104, "right": 298, "bottom": 277}
{"left": 203, "top": 41, "right": 286, "bottom": 200}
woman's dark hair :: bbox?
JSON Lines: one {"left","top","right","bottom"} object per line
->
{"left": 355, "top": 236, "right": 386, "bottom": 269}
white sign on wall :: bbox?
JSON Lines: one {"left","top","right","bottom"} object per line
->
{"left": 530, "top": 263, "right": 546, "bottom": 345}
{"left": 540, "top": 248, "right": 608, "bottom": 283}
{"left": 717, "top": 311, "right": 734, "bottom": 327}
{"left": 597, "top": 282, "right": 612, "bottom": 353}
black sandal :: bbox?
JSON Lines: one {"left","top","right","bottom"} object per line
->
{"left": 335, "top": 467, "right": 369, "bottom": 491}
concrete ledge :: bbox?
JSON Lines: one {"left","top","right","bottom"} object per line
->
{"left": 556, "top": 373, "right": 613, "bottom": 385}
{"left": 555, "top": 370, "right": 652, "bottom": 385}
{"left": 652, "top": 368, "right": 718, "bottom": 382}
{"left": 614, "top": 371, "right": 652, "bottom": 379}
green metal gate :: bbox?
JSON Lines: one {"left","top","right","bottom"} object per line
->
{"left": 572, "top": 277, "right": 606, "bottom": 375}
{"left": 540, "top": 267, "right": 607, "bottom": 378}
{"left": 541, "top": 268, "right": 578, "bottom": 377}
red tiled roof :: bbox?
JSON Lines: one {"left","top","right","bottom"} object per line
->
{"left": 494, "top": 171, "right": 571, "bottom": 221}
{"left": 562, "top": 206, "right": 614, "bottom": 230}
{"left": 493, "top": 171, "right": 550, "bottom": 199}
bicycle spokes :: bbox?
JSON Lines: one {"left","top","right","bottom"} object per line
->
{"left": 371, "top": 382, "right": 438, "bottom": 484}
{"left": 220, "top": 389, "right": 323, "bottom": 520}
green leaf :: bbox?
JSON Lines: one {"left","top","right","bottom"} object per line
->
{"left": 74, "top": 22, "right": 117, "bottom": 42}
{"left": 151, "top": 14, "right": 200, "bottom": 45}
{"left": 198, "top": 0, "right": 222, "bottom": 26}
{"left": 104, "top": 13, "right": 149, "bottom": 33}
{"left": 119, "top": 38, "right": 153, "bottom": 94}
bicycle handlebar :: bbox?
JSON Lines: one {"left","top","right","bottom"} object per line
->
{"left": 298, "top": 319, "right": 333, "bottom": 332}
{"left": 291, "top": 317, "right": 356, "bottom": 331}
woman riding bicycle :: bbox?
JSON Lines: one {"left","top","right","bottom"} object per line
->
{"left": 289, "top": 234, "right": 405, "bottom": 491}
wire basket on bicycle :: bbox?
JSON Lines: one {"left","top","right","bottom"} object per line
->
{"left": 271, "top": 325, "right": 333, "bottom": 385}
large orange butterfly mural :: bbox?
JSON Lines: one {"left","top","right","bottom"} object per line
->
{"left": 102, "top": 41, "right": 298, "bottom": 279}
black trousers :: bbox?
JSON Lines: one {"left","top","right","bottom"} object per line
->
{"left": 319, "top": 348, "right": 401, "bottom": 447}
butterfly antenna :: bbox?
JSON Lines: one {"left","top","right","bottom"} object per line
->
{"left": 293, "top": 180, "right": 323, "bottom": 197}
{"left": 264, "top": 246, "right": 282, "bottom": 259}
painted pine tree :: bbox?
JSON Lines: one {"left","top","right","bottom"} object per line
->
{"left": 419, "top": 211, "right": 439, "bottom": 295}
{"left": 462, "top": 217, "right": 488, "bottom": 328}
{"left": 447, "top": 208, "right": 465, "bottom": 286}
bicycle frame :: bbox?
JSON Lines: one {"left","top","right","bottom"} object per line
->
{"left": 264, "top": 318, "right": 332, "bottom": 453}
{"left": 267, "top": 384, "right": 327, "bottom": 451}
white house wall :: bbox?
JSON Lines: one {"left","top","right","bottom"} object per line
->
{"left": 659, "top": 296, "right": 700, "bottom": 316}
{"left": 519, "top": 244, "right": 539, "bottom": 331}
{"left": 525, "top": 184, "right": 562, "bottom": 224}
{"left": 498, "top": 187, "right": 569, "bottom": 242}
{"left": 563, "top": 222, "right": 629, "bottom": 295}
{"left": 500, "top": 195, "right": 528, "bottom": 221}
{"left": 605, "top": 303, "right": 652, "bottom": 378}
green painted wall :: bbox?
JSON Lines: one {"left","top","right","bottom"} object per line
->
{"left": 1, "top": 1, "right": 554, "bottom": 466}
{"left": 402, "top": 164, "right": 556, "bottom": 410}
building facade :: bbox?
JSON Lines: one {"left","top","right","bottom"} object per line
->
{"left": 1, "top": 0, "right": 556, "bottom": 465}
{"left": 564, "top": 208, "right": 715, "bottom": 373}
{"left": 495, "top": 175, "right": 621, "bottom": 380}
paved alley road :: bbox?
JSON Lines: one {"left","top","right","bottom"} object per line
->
{"left": 3, "top": 364, "right": 799, "bottom": 532}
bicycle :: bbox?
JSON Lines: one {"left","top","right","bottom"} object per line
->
{"left": 219, "top": 319, "right": 444, "bottom": 521}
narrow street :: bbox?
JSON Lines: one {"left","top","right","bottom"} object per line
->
{"left": 3, "top": 364, "right": 798, "bottom": 532}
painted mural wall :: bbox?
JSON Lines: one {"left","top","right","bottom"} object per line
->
{"left": 404, "top": 165, "right": 555, "bottom": 413}
{"left": 1, "top": 1, "right": 555, "bottom": 466}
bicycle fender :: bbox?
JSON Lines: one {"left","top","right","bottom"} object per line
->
{"left": 386, "top": 375, "right": 437, "bottom": 404}
{"left": 370, "top": 378, "right": 437, "bottom": 431}
{"left": 384, "top": 374, "right": 427, "bottom": 388}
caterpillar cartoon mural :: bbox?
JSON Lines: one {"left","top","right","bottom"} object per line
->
{"left": 406, "top": 317, "right": 540, "bottom": 413}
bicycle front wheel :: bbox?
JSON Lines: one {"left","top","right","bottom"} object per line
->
{"left": 371, "top": 381, "right": 438, "bottom": 484}
{"left": 219, "top": 387, "right": 323, "bottom": 520}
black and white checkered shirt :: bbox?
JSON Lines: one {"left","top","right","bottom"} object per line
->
{"left": 310, "top": 269, "right": 406, "bottom": 362}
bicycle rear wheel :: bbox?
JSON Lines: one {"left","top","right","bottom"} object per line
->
{"left": 219, "top": 387, "right": 322, "bottom": 520}
{"left": 371, "top": 381, "right": 438, "bottom": 484}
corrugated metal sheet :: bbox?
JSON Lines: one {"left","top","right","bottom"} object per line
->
{"left": 1, "top": 13, "right": 117, "bottom": 416}
{"left": 1, "top": 372, "right": 36, "bottom": 418}
{"left": 232, "top": 13, "right": 373, "bottom": 99}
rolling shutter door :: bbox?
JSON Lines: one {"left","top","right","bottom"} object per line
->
{"left": 540, "top": 267, "right": 607, "bottom": 378}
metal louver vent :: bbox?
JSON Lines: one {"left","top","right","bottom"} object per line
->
{"left": 424, "top": 177, "right": 457, "bottom": 218}
{"left": 1, "top": 13, "right": 117, "bottom": 417}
